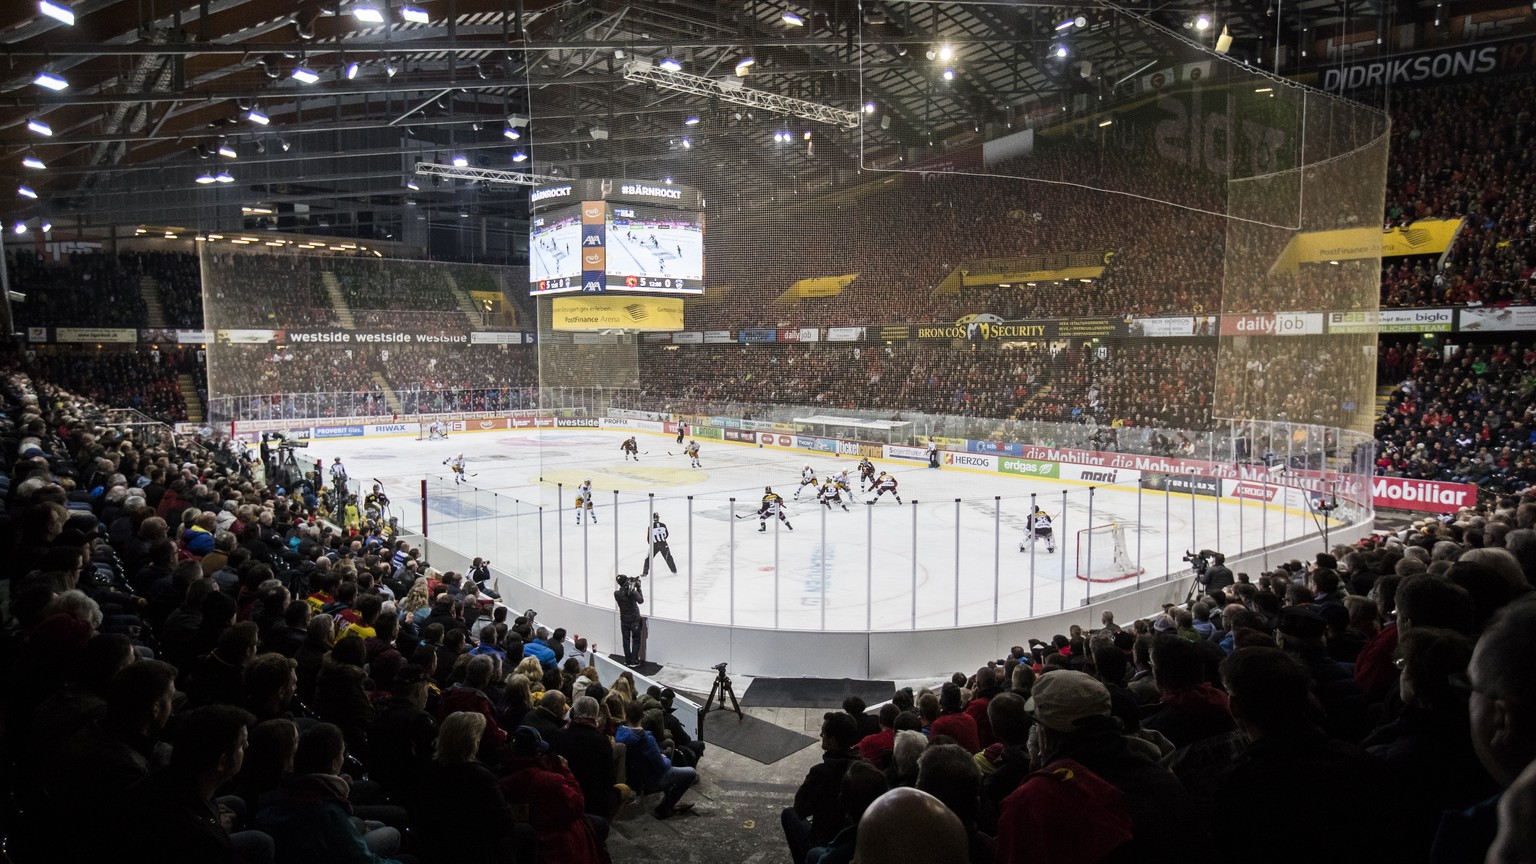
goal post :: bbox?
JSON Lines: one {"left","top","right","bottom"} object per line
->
{"left": 417, "top": 420, "right": 448, "bottom": 441}
{"left": 1075, "top": 523, "right": 1144, "bottom": 584}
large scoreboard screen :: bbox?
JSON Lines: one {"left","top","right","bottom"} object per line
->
{"left": 604, "top": 204, "right": 704, "bottom": 293}
{"left": 529, "top": 208, "right": 581, "bottom": 294}
{"left": 528, "top": 180, "right": 705, "bottom": 296}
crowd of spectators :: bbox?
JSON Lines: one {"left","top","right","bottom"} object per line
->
{"left": 0, "top": 368, "right": 720, "bottom": 864}
{"left": 203, "top": 252, "right": 343, "bottom": 329}
{"left": 9, "top": 251, "right": 150, "bottom": 329}
{"left": 1376, "top": 339, "right": 1536, "bottom": 493}
{"left": 631, "top": 342, "right": 1218, "bottom": 430}
{"left": 781, "top": 509, "right": 1536, "bottom": 863}
{"left": 23, "top": 347, "right": 200, "bottom": 423}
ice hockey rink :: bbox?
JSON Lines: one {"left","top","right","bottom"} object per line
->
{"left": 333, "top": 428, "right": 1342, "bottom": 632}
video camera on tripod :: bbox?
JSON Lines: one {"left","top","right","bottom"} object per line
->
{"left": 1183, "top": 549, "right": 1214, "bottom": 578}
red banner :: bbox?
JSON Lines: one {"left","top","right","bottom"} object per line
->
{"left": 1371, "top": 477, "right": 1478, "bottom": 514}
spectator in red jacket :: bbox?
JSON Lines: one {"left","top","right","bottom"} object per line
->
{"left": 929, "top": 683, "right": 981, "bottom": 754}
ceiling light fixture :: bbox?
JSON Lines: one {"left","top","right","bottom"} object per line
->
{"left": 22, "top": 155, "right": 46, "bottom": 170}
{"left": 351, "top": 4, "right": 385, "bottom": 24}
{"left": 384, "top": 60, "right": 398, "bottom": 77}
{"left": 938, "top": 44, "right": 954, "bottom": 61}
{"left": 217, "top": 144, "right": 238, "bottom": 159}
{"left": 659, "top": 58, "right": 683, "bottom": 72}
{"left": 14, "top": 222, "right": 28, "bottom": 235}
{"left": 41, "top": 220, "right": 51, "bottom": 233}
{"left": 215, "top": 172, "right": 235, "bottom": 183}
{"left": 511, "top": 151, "right": 528, "bottom": 162}
{"left": 1098, "top": 119, "right": 1113, "bottom": 127}
{"left": 452, "top": 154, "right": 469, "bottom": 167}
{"left": 1195, "top": 14, "right": 1211, "bottom": 30}
{"left": 33, "top": 71, "right": 69, "bottom": 91}
{"left": 782, "top": 11, "right": 805, "bottom": 26}
{"left": 401, "top": 6, "right": 429, "bottom": 23}
{"left": 247, "top": 109, "right": 270, "bottom": 125}
{"left": 291, "top": 67, "right": 320, "bottom": 84}
{"left": 346, "top": 62, "right": 360, "bottom": 80}
{"left": 942, "top": 68, "right": 954, "bottom": 80}
{"left": 864, "top": 102, "right": 875, "bottom": 114}
{"left": 734, "top": 57, "right": 755, "bottom": 76}
{"left": 406, "top": 180, "right": 420, "bottom": 190}
{"left": 680, "top": 137, "right": 691, "bottom": 148}
{"left": 196, "top": 173, "right": 216, "bottom": 184}
{"left": 18, "top": 185, "right": 38, "bottom": 199}
{"left": 684, "top": 116, "right": 700, "bottom": 125}
{"left": 1053, "top": 45, "right": 1069, "bottom": 58}
{"left": 39, "top": 0, "right": 75, "bottom": 25}
{"left": 503, "top": 127, "right": 521, "bottom": 140}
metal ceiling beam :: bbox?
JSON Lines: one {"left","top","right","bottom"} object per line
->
{"left": 620, "top": 60, "right": 861, "bottom": 129}
{"left": 414, "top": 162, "right": 559, "bottom": 185}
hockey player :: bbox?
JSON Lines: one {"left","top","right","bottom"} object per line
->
{"left": 867, "top": 472, "right": 902, "bottom": 505}
{"left": 444, "top": 454, "right": 467, "bottom": 485}
{"left": 833, "top": 469, "right": 853, "bottom": 496}
{"left": 620, "top": 436, "right": 640, "bottom": 461}
{"left": 365, "top": 483, "right": 391, "bottom": 520}
{"left": 427, "top": 419, "right": 449, "bottom": 440}
{"left": 759, "top": 487, "right": 794, "bottom": 532}
{"left": 858, "top": 457, "right": 877, "bottom": 491}
{"left": 329, "top": 457, "right": 350, "bottom": 501}
{"left": 819, "top": 479, "right": 850, "bottom": 512}
{"left": 641, "top": 513, "right": 677, "bottom": 576}
{"left": 795, "top": 465, "right": 818, "bottom": 500}
{"left": 685, "top": 440, "right": 701, "bottom": 468}
{"left": 1023, "top": 506, "right": 1056, "bottom": 553}
{"left": 575, "top": 478, "right": 596, "bottom": 525}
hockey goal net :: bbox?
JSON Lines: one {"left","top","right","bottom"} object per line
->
{"left": 417, "top": 420, "right": 450, "bottom": 441}
{"left": 1075, "top": 523, "right": 1144, "bottom": 583}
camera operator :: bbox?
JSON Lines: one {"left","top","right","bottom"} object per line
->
{"left": 1201, "top": 551, "right": 1234, "bottom": 599}
{"left": 614, "top": 574, "right": 645, "bottom": 668}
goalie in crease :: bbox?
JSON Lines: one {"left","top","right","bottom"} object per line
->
{"left": 1022, "top": 506, "right": 1055, "bottom": 553}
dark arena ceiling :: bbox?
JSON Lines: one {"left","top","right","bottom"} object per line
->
{"left": 0, "top": 0, "right": 1446, "bottom": 255}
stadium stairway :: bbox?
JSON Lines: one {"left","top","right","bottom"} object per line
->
{"left": 139, "top": 275, "right": 168, "bottom": 328}
{"left": 319, "top": 272, "right": 357, "bottom": 329}
{"left": 178, "top": 374, "right": 203, "bottom": 423}
{"left": 1376, "top": 384, "right": 1396, "bottom": 420}
{"left": 443, "top": 272, "right": 489, "bottom": 330}
{"left": 370, "top": 373, "right": 403, "bottom": 414}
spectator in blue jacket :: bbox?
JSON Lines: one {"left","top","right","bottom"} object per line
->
{"left": 523, "top": 633, "right": 556, "bottom": 670}
{"left": 615, "top": 701, "right": 696, "bottom": 819}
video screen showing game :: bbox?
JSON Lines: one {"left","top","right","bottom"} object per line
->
{"left": 529, "top": 207, "right": 581, "bottom": 294}
{"left": 604, "top": 204, "right": 704, "bottom": 293}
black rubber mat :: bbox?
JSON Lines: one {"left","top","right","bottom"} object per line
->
{"left": 743, "top": 677, "right": 895, "bottom": 709}
{"left": 700, "top": 711, "right": 816, "bottom": 765}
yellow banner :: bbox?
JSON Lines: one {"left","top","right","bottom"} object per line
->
{"left": 550, "top": 296, "right": 684, "bottom": 332}
{"left": 469, "top": 291, "right": 503, "bottom": 304}
{"left": 958, "top": 251, "right": 1111, "bottom": 287}
{"left": 790, "top": 274, "right": 858, "bottom": 299}
{"left": 1381, "top": 218, "right": 1463, "bottom": 257}
{"left": 1270, "top": 218, "right": 1463, "bottom": 274}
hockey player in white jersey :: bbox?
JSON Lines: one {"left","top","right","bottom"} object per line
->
{"left": 427, "top": 419, "right": 449, "bottom": 440}
{"left": 444, "top": 454, "right": 467, "bottom": 485}
{"left": 819, "top": 479, "right": 850, "bottom": 512}
{"left": 684, "top": 440, "right": 701, "bottom": 468}
{"left": 574, "top": 478, "right": 597, "bottom": 525}
{"left": 795, "top": 465, "right": 818, "bottom": 500}
{"left": 1023, "top": 507, "right": 1056, "bottom": 553}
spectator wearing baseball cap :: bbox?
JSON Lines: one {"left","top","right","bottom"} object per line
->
{"left": 995, "top": 670, "right": 1203, "bottom": 863}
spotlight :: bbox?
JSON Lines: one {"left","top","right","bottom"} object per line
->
{"left": 345, "top": 62, "right": 359, "bottom": 80}
{"left": 680, "top": 138, "right": 691, "bottom": 149}
{"left": 41, "top": 220, "right": 51, "bottom": 233}
{"left": 942, "top": 68, "right": 954, "bottom": 80}
{"left": 39, "top": 0, "right": 75, "bottom": 25}
{"left": 660, "top": 58, "right": 683, "bottom": 72}
{"left": 925, "top": 48, "right": 936, "bottom": 61}
{"left": 503, "top": 127, "right": 520, "bottom": 139}
{"left": 506, "top": 114, "right": 529, "bottom": 128}
{"left": 1195, "top": 14, "right": 1211, "bottom": 30}
{"left": 734, "top": 57, "right": 755, "bottom": 76}
{"left": 14, "top": 222, "right": 27, "bottom": 235}
{"left": 1098, "top": 119, "right": 1113, "bottom": 127}
{"left": 215, "top": 172, "right": 235, "bottom": 183}
{"left": 684, "top": 116, "right": 700, "bottom": 125}
{"left": 351, "top": 4, "right": 385, "bottom": 24}
{"left": 1056, "top": 18, "right": 1075, "bottom": 30}
{"left": 291, "top": 67, "right": 320, "bottom": 84}
{"left": 452, "top": 154, "right": 468, "bottom": 167}
{"left": 400, "top": 5, "right": 429, "bottom": 23}
{"left": 663, "top": 177, "right": 673, "bottom": 184}
{"left": 1053, "top": 45, "right": 1068, "bottom": 58}
{"left": 33, "top": 71, "right": 69, "bottom": 91}
{"left": 384, "top": 59, "right": 398, "bottom": 77}
{"left": 27, "top": 119, "right": 53, "bottom": 136}
{"left": 277, "top": 138, "right": 290, "bottom": 152}
{"left": 406, "top": 180, "right": 419, "bottom": 190}
{"left": 803, "top": 131, "right": 812, "bottom": 140}
{"left": 217, "top": 144, "right": 238, "bottom": 159}
{"left": 196, "top": 173, "right": 216, "bottom": 184}
{"left": 511, "top": 151, "right": 528, "bottom": 162}
{"left": 247, "top": 109, "right": 270, "bottom": 125}
{"left": 938, "top": 44, "right": 954, "bottom": 62}
{"left": 22, "top": 155, "right": 46, "bottom": 170}
{"left": 18, "top": 185, "right": 38, "bottom": 199}
{"left": 589, "top": 128, "right": 609, "bottom": 140}
{"left": 864, "top": 102, "right": 875, "bottom": 114}
{"left": 782, "top": 11, "right": 805, "bottom": 26}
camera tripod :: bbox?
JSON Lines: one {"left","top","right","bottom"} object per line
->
{"left": 698, "top": 664, "right": 743, "bottom": 740}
